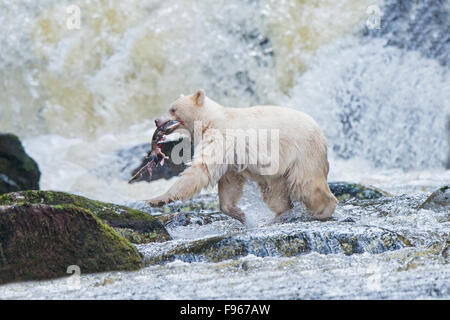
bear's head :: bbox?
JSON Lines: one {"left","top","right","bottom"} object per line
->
{"left": 155, "top": 89, "right": 215, "bottom": 138}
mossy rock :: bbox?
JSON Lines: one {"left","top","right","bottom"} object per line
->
{"left": 0, "top": 190, "right": 171, "bottom": 244}
{"left": 329, "top": 182, "right": 390, "bottom": 201}
{"left": 0, "top": 133, "right": 40, "bottom": 195}
{"left": 0, "top": 203, "right": 142, "bottom": 284}
{"left": 418, "top": 186, "right": 449, "bottom": 212}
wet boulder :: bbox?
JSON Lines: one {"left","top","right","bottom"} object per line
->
{"left": 0, "top": 133, "right": 40, "bottom": 195}
{"left": 0, "top": 203, "right": 142, "bottom": 284}
{"left": 419, "top": 186, "right": 449, "bottom": 212}
{"left": 139, "top": 223, "right": 411, "bottom": 265}
{"left": 142, "top": 194, "right": 231, "bottom": 228}
{"left": 159, "top": 194, "right": 220, "bottom": 214}
{"left": 161, "top": 211, "right": 232, "bottom": 229}
{"left": 0, "top": 190, "right": 171, "bottom": 244}
{"left": 329, "top": 182, "right": 390, "bottom": 201}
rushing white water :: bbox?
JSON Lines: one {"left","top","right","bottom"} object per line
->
{"left": 289, "top": 37, "right": 449, "bottom": 169}
{"left": 0, "top": 0, "right": 449, "bottom": 299}
{"left": 2, "top": 0, "right": 375, "bottom": 138}
{"left": 0, "top": 0, "right": 447, "bottom": 203}
{"left": 1, "top": 189, "right": 449, "bottom": 299}
{"left": 1, "top": 249, "right": 448, "bottom": 299}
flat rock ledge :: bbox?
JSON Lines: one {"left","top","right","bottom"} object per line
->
{"left": 138, "top": 223, "right": 411, "bottom": 265}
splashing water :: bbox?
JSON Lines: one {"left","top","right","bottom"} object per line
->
{"left": 0, "top": 0, "right": 449, "bottom": 202}
{"left": 0, "top": 0, "right": 377, "bottom": 137}
{"left": 0, "top": 0, "right": 450, "bottom": 299}
{"left": 288, "top": 37, "right": 449, "bottom": 169}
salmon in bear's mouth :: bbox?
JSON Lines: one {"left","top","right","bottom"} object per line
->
{"left": 152, "top": 120, "right": 182, "bottom": 144}
{"left": 128, "top": 120, "right": 181, "bottom": 184}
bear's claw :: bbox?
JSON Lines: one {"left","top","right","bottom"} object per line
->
{"left": 147, "top": 197, "right": 170, "bottom": 207}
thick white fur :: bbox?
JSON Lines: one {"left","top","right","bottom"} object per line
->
{"left": 147, "top": 90, "right": 338, "bottom": 222}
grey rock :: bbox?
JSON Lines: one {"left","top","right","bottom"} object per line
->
{"left": 419, "top": 186, "right": 450, "bottom": 212}
{"left": 139, "top": 223, "right": 411, "bottom": 265}
{"left": 329, "top": 182, "right": 390, "bottom": 201}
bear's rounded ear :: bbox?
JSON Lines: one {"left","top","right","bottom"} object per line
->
{"left": 193, "top": 89, "right": 205, "bottom": 107}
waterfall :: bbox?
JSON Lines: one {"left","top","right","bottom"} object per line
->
{"left": 0, "top": 0, "right": 448, "bottom": 201}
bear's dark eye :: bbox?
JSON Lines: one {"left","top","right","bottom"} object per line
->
{"left": 170, "top": 108, "right": 176, "bottom": 114}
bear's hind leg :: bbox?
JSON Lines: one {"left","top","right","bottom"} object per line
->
{"left": 259, "top": 176, "right": 293, "bottom": 220}
{"left": 218, "top": 171, "right": 246, "bottom": 224}
{"left": 292, "top": 177, "right": 338, "bottom": 220}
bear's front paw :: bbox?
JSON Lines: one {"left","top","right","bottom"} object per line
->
{"left": 147, "top": 197, "right": 169, "bottom": 207}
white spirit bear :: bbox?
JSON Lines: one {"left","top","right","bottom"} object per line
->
{"left": 147, "top": 90, "right": 337, "bottom": 223}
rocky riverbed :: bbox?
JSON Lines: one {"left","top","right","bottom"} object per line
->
{"left": 0, "top": 0, "right": 449, "bottom": 299}
{"left": 1, "top": 182, "right": 448, "bottom": 299}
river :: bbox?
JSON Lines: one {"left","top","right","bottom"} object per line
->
{"left": 0, "top": 0, "right": 449, "bottom": 299}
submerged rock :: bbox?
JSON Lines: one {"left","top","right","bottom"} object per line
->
{"left": 0, "top": 133, "right": 40, "bottom": 195}
{"left": 140, "top": 223, "right": 411, "bottom": 265}
{"left": 418, "top": 186, "right": 449, "bottom": 212}
{"left": 150, "top": 194, "right": 220, "bottom": 220}
{"left": 329, "top": 182, "right": 389, "bottom": 201}
{"left": 142, "top": 194, "right": 233, "bottom": 229}
{"left": 0, "top": 191, "right": 171, "bottom": 244}
{"left": 161, "top": 211, "right": 232, "bottom": 229}
{"left": 0, "top": 204, "right": 142, "bottom": 284}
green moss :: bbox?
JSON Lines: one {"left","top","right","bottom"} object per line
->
{"left": 329, "top": 182, "right": 390, "bottom": 201}
{"left": 114, "top": 228, "right": 165, "bottom": 244}
{"left": 396, "top": 234, "right": 413, "bottom": 247}
{"left": 338, "top": 194, "right": 351, "bottom": 201}
{"left": 381, "top": 234, "right": 395, "bottom": 248}
{"left": 0, "top": 191, "right": 171, "bottom": 243}
{"left": 0, "top": 203, "right": 142, "bottom": 284}
{"left": 338, "top": 236, "right": 358, "bottom": 255}
{"left": 273, "top": 236, "right": 308, "bottom": 256}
